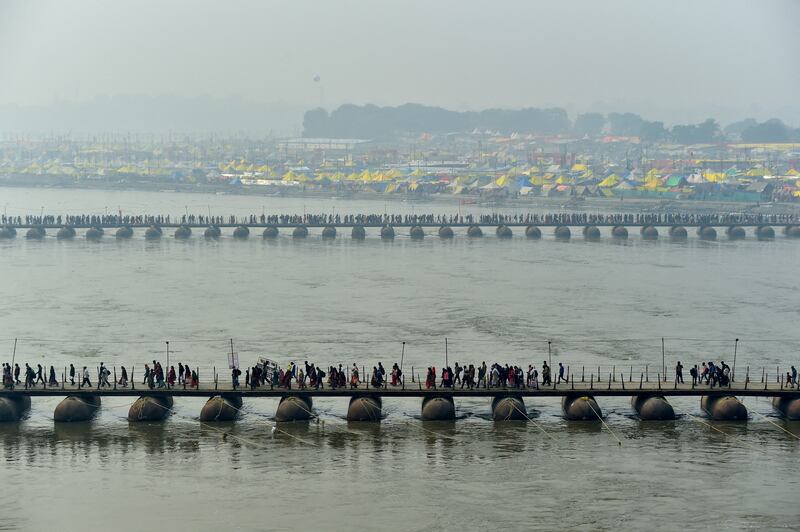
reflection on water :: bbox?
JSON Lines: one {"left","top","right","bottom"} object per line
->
{"left": 0, "top": 406, "right": 798, "bottom": 531}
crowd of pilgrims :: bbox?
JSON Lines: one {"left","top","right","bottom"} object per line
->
{"left": 231, "top": 361, "right": 396, "bottom": 390}
{"left": 3, "top": 359, "right": 797, "bottom": 390}
{"left": 4, "top": 211, "right": 797, "bottom": 228}
{"left": 231, "top": 360, "right": 563, "bottom": 390}
{"left": 0, "top": 360, "right": 200, "bottom": 390}
{"left": 424, "top": 362, "right": 558, "bottom": 389}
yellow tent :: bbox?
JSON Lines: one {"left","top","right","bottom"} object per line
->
{"left": 598, "top": 174, "right": 620, "bottom": 188}
{"left": 703, "top": 171, "right": 726, "bottom": 183}
{"left": 571, "top": 163, "right": 588, "bottom": 172}
{"left": 786, "top": 168, "right": 798, "bottom": 176}
{"left": 644, "top": 176, "right": 661, "bottom": 189}
{"left": 410, "top": 168, "right": 425, "bottom": 177}
{"left": 282, "top": 170, "right": 297, "bottom": 182}
{"left": 495, "top": 175, "right": 511, "bottom": 187}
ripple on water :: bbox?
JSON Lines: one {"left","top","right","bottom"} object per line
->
{"left": 1, "top": 190, "right": 799, "bottom": 530}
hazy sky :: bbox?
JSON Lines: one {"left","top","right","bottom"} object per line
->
{"left": 1, "top": 0, "right": 798, "bottom": 123}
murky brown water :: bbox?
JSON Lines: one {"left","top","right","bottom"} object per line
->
{"left": 0, "top": 187, "right": 799, "bottom": 531}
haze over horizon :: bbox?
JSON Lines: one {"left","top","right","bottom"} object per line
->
{"left": 1, "top": 0, "right": 798, "bottom": 133}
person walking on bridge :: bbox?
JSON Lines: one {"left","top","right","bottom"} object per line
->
{"left": 477, "top": 362, "right": 487, "bottom": 388}
{"left": 462, "top": 364, "right": 475, "bottom": 390}
{"left": 147, "top": 366, "right": 155, "bottom": 390}
{"left": 14, "top": 363, "right": 20, "bottom": 385}
{"left": 541, "top": 362, "right": 551, "bottom": 386}
{"left": 249, "top": 367, "right": 259, "bottom": 390}
{"left": 700, "top": 362, "right": 709, "bottom": 384}
{"left": 231, "top": 367, "right": 241, "bottom": 389}
{"left": 155, "top": 363, "right": 165, "bottom": 388}
{"left": 35, "top": 364, "right": 45, "bottom": 385}
{"left": 24, "top": 364, "right": 35, "bottom": 388}
{"left": 99, "top": 363, "right": 110, "bottom": 388}
{"left": 453, "top": 363, "right": 462, "bottom": 387}
{"left": 675, "top": 361, "right": 684, "bottom": 384}
{"left": 81, "top": 366, "right": 91, "bottom": 388}
{"left": 527, "top": 365, "right": 539, "bottom": 389}
{"left": 557, "top": 363, "right": 566, "bottom": 384}
{"left": 425, "top": 367, "right": 435, "bottom": 389}
{"left": 315, "top": 366, "right": 325, "bottom": 390}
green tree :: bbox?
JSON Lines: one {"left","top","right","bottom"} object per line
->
{"left": 573, "top": 113, "right": 605, "bottom": 136}
{"left": 639, "top": 121, "right": 667, "bottom": 142}
{"left": 608, "top": 112, "right": 644, "bottom": 136}
{"left": 741, "top": 119, "right": 789, "bottom": 142}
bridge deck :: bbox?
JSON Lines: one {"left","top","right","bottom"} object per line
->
{"left": 3, "top": 381, "right": 798, "bottom": 398}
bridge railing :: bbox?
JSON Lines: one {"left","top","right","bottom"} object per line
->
{"left": 8, "top": 361, "right": 795, "bottom": 393}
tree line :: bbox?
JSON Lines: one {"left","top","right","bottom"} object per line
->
{"left": 303, "top": 104, "right": 800, "bottom": 143}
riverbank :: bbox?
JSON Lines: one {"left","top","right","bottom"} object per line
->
{"left": 3, "top": 179, "right": 800, "bottom": 217}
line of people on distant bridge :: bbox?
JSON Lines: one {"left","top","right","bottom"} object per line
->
{"left": 4, "top": 211, "right": 797, "bottom": 228}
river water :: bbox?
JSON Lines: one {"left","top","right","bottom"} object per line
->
{"left": 0, "top": 187, "right": 798, "bottom": 531}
